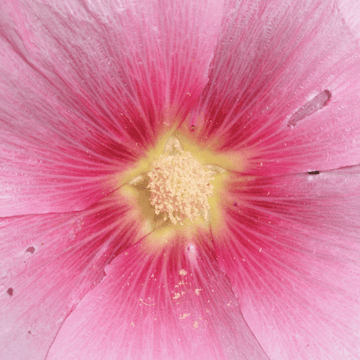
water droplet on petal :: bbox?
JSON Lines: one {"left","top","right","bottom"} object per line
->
{"left": 26, "top": 246, "right": 35, "bottom": 254}
{"left": 7, "top": 288, "right": 13, "bottom": 296}
{"left": 287, "top": 90, "right": 331, "bottom": 127}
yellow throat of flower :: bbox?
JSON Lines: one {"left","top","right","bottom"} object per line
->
{"left": 147, "top": 140, "right": 214, "bottom": 225}
{"left": 120, "top": 131, "right": 241, "bottom": 246}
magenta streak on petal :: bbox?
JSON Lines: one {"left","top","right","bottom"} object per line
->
{"left": 287, "top": 90, "right": 331, "bottom": 127}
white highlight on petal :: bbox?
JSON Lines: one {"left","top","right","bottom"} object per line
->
{"left": 128, "top": 175, "right": 146, "bottom": 186}
{"left": 202, "top": 164, "right": 226, "bottom": 176}
{"left": 164, "top": 136, "right": 183, "bottom": 155}
{"left": 185, "top": 243, "right": 198, "bottom": 268}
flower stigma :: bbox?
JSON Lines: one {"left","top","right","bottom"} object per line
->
{"left": 147, "top": 137, "right": 214, "bottom": 225}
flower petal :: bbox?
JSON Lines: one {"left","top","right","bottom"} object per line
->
{"left": 0, "top": 0, "right": 224, "bottom": 216}
{"left": 191, "top": 0, "right": 360, "bottom": 175}
{"left": 0, "top": 192, "right": 145, "bottom": 360}
{"left": 214, "top": 168, "right": 360, "bottom": 359}
{"left": 47, "top": 232, "right": 269, "bottom": 360}
{"left": 338, "top": 0, "right": 360, "bottom": 37}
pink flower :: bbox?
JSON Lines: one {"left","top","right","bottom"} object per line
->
{"left": 1, "top": 0, "right": 360, "bottom": 359}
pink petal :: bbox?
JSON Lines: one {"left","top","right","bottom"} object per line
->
{"left": 47, "top": 232, "right": 269, "bottom": 360}
{"left": 214, "top": 167, "right": 360, "bottom": 359}
{"left": 338, "top": 0, "right": 360, "bottom": 37}
{"left": 0, "top": 192, "right": 145, "bottom": 360}
{"left": 190, "top": 0, "right": 360, "bottom": 175}
{"left": 0, "top": 0, "right": 223, "bottom": 216}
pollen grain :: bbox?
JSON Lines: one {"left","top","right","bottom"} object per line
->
{"left": 147, "top": 150, "right": 214, "bottom": 225}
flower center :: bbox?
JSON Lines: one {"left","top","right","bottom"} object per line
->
{"left": 124, "top": 134, "right": 233, "bottom": 235}
{"left": 147, "top": 149, "right": 214, "bottom": 225}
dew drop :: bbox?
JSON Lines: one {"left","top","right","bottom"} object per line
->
{"left": 287, "top": 90, "right": 331, "bottom": 127}
{"left": 26, "top": 246, "right": 35, "bottom": 254}
{"left": 7, "top": 288, "right": 13, "bottom": 296}
{"left": 190, "top": 125, "right": 195, "bottom": 132}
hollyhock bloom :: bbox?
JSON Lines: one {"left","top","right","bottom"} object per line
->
{"left": 1, "top": 0, "right": 360, "bottom": 359}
